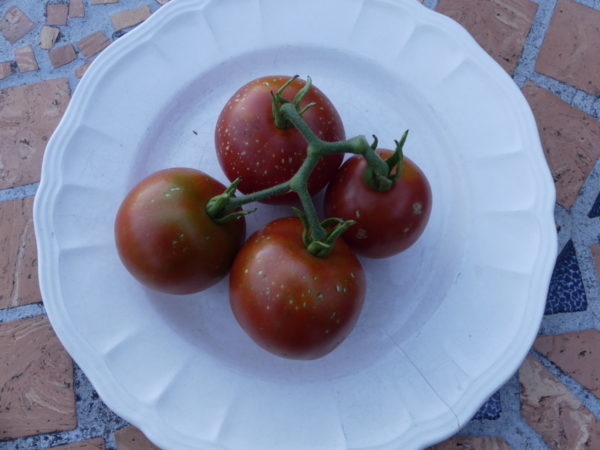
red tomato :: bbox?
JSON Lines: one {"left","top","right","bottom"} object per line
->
{"left": 229, "top": 217, "right": 365, "bottom": 359}
{"left": 215, "top": 75, "right": 345, "bottom": 204}
{"left": 115, "top": 168, "right": 246, "bottom": 294}
{"left": 324, "top": 150, "right": 432, "bottom": 258}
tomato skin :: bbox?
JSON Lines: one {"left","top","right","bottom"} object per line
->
{"left": 229, "top": 217, "right": 365, "bottom": 360}
{"left": 324, "top": 150, "right": 432, "bottom": 258}
{"left": 115, "top": 168, "right": 246, "bottom": 295}
{"left": 215, "top": 75, "right": 345, "bottom": 204}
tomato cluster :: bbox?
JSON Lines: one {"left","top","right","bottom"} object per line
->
{"left": 115, "top": 75, "right": 431, "bottom": 360}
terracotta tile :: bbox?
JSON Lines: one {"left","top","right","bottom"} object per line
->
{"left": 40, "top": 25, "right": 60, "bottom": 50}
{"left": 110, "top": 5, "right": 152, "bottom": 31}
{"left": 0, "top": 197, "right": 40, "bottom": 309}
{"left": 49, "top": 44, "right": 77, "bottom": 68}
{"left": 536, "top": 0, "right": 600, "bottom": 96}
{"left": 0, "top": 61, "right": 13, "bottom": 80}
{"left": 428, "top": 435, "right": 513, "bottom": 449}
{"left": 114, "top": 425, "right": 160, "bottom": 450}
{"left": 436, "top": 0, "right": 537, "bottom": 75}
{"left": 91, "top": 0, "right": 119, "bottom": 4}
{"left": 51, "top": 437, "right": 105, "bottom": 449}
{"left": 14, "top": 45, "right": 39, "bottom": 73}
{"left": 0, "top": 78, "right": 71, "bottom": 190}
{"left": 534, "top": 330, "right": 600, "bottom": 398}
{"left": 591, "top": 245, "right": 600, "bottom": 279}
{"left": 522, "top": 83, "right": 600, "bottom": 209}
{"left": 46, "top": 3, "right": 69, "bottom": 26}
{"left": 0, "top": 315, "right": 76, "bottom": 439}
{"left": 69, "top": 0, "right": 85, "bottom": 18}
{"left": 0, "top": 6, "right": 36, "bottom": 44}
{"left": 75, "top": 58, "right": 95, "bottom": 79}
{"left": 77, "top": 31, "right": 110, "bottom": 58}
{"left": 519, "top": 353, "right": 600, "bottom": 449}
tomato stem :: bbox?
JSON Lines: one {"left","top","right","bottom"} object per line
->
{"left": 207, "top": 77, "right": 408, "bottom": 256}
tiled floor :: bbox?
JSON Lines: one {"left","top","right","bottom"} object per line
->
{"left": 0, "top": 0, "right": 599, "bottom": 449}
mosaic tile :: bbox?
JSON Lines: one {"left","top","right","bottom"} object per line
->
{"left": 520, "top": 353, "right": 600, "bottom": 449}
{"left": 46, "top": 3, "right": 69, "bottom": 27}
{"left": 588, "top": 191, "right": 600, "bottom": 218}
{"left": 436, "top": 0, "right": 537, "bottom": 75}
{"left": 428, "top": 435, "right": 513, "bottom": 450}
{"left": 40, "top": 25, "right": 60, "bottom": 50}
{"left": 49, "top": 44, "right": 77, "bottom": 68}
{"left": 0, "top": 60, "right": 13, "bottom": 80}
{"left": 0, "top": 316, "right": 76, "bottom": 439}
{"left": 110, "top": 5, "right": 152, "bottom": 31}
{"left": 536, "top": 0, "right": 600, "bottom": 96}
{"left": 545, "top": 240, "right": 587, "bottom": 314}
{"left": 51, "top": 438, "right": 105, "bottom": 449}
{"left": 76, "top": 31, "right": 110, "bottom": 58}
{"left": 0, "top": 6, "right": 35, "bottom": 45}
{"left": 473, "top": 390, "right": 502, "bottom": 420}
{"left": 14, "top": 44, "right": 38, "bottom": 73}
{"left": 114, "top": 425, "right": 160, "bottom": 450}
{"left": 69, "top": 0, "right": 85, "bottom": 19}
{"left": 535, "top": 329, "right": 600, "bottom": 397}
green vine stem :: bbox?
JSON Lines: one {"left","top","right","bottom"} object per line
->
{"left": 205, "top": 78, "right": 402, "bottom": 256}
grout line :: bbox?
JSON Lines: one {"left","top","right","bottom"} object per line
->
{"left": 0, "top": 302, "right": 46, "bottom": 323}
{"left": 0, "top": 182, "right": 39, "bottom": 202}
{"left": 533, "top": 350, "right": 600, "bottom": 419}
{"left": 512, "top": 0, "right": 557, "bottom": 88}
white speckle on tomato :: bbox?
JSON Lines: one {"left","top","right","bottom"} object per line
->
{"left": 355, "top": 228, "right": 368, "bottom": 239}
{"left": 412, "top": 202, "right": 423, "bottom": 215}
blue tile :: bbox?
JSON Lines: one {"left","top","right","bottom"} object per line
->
{"left": 589, "top": 191, "right": 600, "bottom": 218}
{"left": 544, "top": 240, "right": 587, "bottom": 314}
{"left": 473, "top": 391, "right": 501, "bottom": 420}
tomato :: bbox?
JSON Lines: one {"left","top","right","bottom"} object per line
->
{"left": 215, "top": 75, "right": 345, "bottom": 204}
{"left": 115, "top": 168, "right": 246, "bottom": 294}
{"left": 229, "top": 217, "right": 365, "bottom": 359}
{"left": 324, "top": 150, "right": 432, "bottom": 258}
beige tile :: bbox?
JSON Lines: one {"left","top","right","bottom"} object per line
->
{"left": 111, "top": 5, "right": 152, "bottom": 31}
{"left": 69, "top": 0, "right": 85, "bottom": 18}
{"left": 0, "top": 61, "right": 13, "bottom": 80}
{"left": 535, "top": 329, "right": 600, "bottom": 398}
{"left": 428, "top": 435, "right": 513, "bottom": 449}
{"left": 49, "top": 44, "right": 77, "bottom": 68}
{"left": 0, "top": 78, "right": 71, "bottom": 190}
{"left": 520, "top": 353, "right": 600, "bottom": 449}
{"left": 77, "top": 31, "right": 110, "bottom": 58}
{"left": 51, "top": 437, "right": 105, "bottom": 449}
{"left": 522, "top": 83, "right": 600, "bottom": 209}
{"left": 15, "top": 45, "right": 38, "bottom": 73}
{"left": 536, "top": 0, "right": 600, "bottom": 96}
{"left": 46, "top": 3, "right": 69, "bottom": 26}
{"left": 0, "top": 316, "right": 76, "bottom": 439}
{"left": 437, "top": 0, "right": 537, "bottom": 75}
{"left": 0, "top": 197, "right": 40, "bottom": 309}
{"left": 115, "top": 425, "right": 160, "bottom": 450}
{"left": 0, "top": 6, "right": 35, "bottom": 44}
{"left": 40, "top": 25, "right": 60, "bottom": 50}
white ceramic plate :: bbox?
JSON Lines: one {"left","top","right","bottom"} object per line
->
{"left": 34, "top": 0, "right": 557, "bottom": 448}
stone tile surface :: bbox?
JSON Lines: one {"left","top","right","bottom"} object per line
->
{"left": 0, "top": 61, "right": 12, "bottom": 80}
{"left": 49, "top": 44, "right": 77, "bottom": 68}
{"left": 523, "top": 83, "right": 600, "bottom": 209}
{"left": 40, "top": 25, "right": 60, "bottom": 50}
{"left": 520, "top": 353, "right": 600, "bottom": 449}
{"left": 544, "top": 240, "right": 587, "bottom": 314}
{"left": 76, "top": 31, "right": 110, "bottom": 58}
{"left": 46, "top": 3, "right": 69, "bottom": 27}
{"left": 0, "top": 6, "right": 36, "bottom": 45}
{"left": 14, "top": 44, "right": 38, "bottom": 73}
{"left": 591, "top": 245, "right": 600, "bottom": 279}
{"left": 535, "top": 329, "right": 600, "bottom": 397}
{"left": 51, "top": 437, "right": 105, "bottom": 449}
{"left": 536, "top": 0, "right": 600, "bottom": 96}
{"left": 0, "top": 78, "right": 71, "bottom": 190}
{"left": 429, "top": 435, "right": 513, "bottom": 449}
{"left": 69, "top": 0, "right": 85, "bottom": 19}
{"left": 110, "top": 5, "right": 152, "bottom": 31}
{"left": 114, "top": 425, "right": 160, "bottom": 450}
{"left": 0, "top": 196, "right": 40, "bottom": 309}
{"left": 436, "top": 0, "right": 537, "bottom": 75}
{"left": 0, "top": 316, "right": 76, "bottom": 439}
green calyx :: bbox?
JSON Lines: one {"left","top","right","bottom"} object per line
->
{"left": 293, "top": 208, "right": 356, "bottom": 258}
{"left": 362, "top": 130, "right": 408, "bottom": 192}
{"left": 205, "top": 178, "right": 256, "bottom": 224}
{"left": 271, "top": 75, "right": 317, "bottom": 129}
